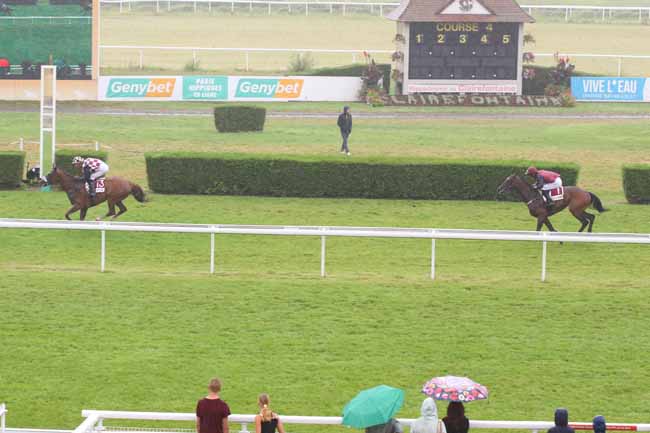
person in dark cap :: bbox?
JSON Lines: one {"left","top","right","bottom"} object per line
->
{"left": 337, "top": 105, "right": 352, "bottom": 156}
{"left": 547, "top": 409, "right": 574, "bottom": 433}
{"left": 593, "top": 416, "right": 606, "bottom": 433}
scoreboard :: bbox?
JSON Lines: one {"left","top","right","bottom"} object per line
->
{"left": 408, "top": 22, "right": 519, "bottom": 81}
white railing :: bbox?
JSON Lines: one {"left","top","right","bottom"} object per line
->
{"left": 77, "top": 410, "right": 650, "bottom": 433}
{"left": 2, "top": 219, "right": 649, "bottom": 282}
{"left": 99, "top": 44, "right": 650, "bottom": 76}
{"left": 99, "top": 45, "right": 392, "bottom": 71}
{"left": 99, "top": 0, "right": 650, "bottom": 22}
{"left": 1, "top": 403, "right": 6, "bottom": 433}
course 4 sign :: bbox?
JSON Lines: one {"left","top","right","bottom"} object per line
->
{"left": 99, "top": 76, "right": 362, "bottom": 101}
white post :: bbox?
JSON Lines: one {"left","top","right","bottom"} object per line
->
{"left": 602, "top": 8, "right": 605, "bottom": 21}
{"left": 305, "top": 3, "right": 308, "bottom": 15}
{"left": 119, "top": 0, "right": 123, "bottom": 13}
{"left": 541, "top": 239, "right": 547, "bottom": 282}
{"left": 267, "top": 2, "right": 270, "bottom": 14}
{"left": 139, "top": 50, "right": 143, "bottom": 69}
{"left": 320, "top": 234, "right": 326, "bottom": 277}
{"left": 329, "top": 3, "right": 332, "bottom": 13}
{"left": 239, "top": 424, "right": 250, "bottom": 433}
{"left": 231, "top": 0, "right": 234, "bottom": 12}
{"left": 430, "top": 234, "right": 436, "bottom": 280}
{"left": 167, "top": 0, "right": 170, "bottom": 11}
{"left": 617, "top": 58, "right": 622, "bottom": 77}
{"left": 208, "top": 0, "right": 211, "bottom": 12}
{"left": 95, "top": 141, "right": 99, "bottom": 151}
{"left": 379, "top": 4, "right": 382, "bottom": 16}
{"left": 343, "top": 3, "right": 346, "bottom": 15}
{"left": 156, "top": 0, "right": 159, "bottom": 12}
{"left": 245, "top": 52, "right": 249, "bottom": 71}
{"left": 193, "top": 0, "right": 196, "bottom": 12}
{"left": 19, "top": 137, "right": 24, "bottom": 151}
{"left": 210, "top": 232, "right": 215, "bottom": 274}
{"left": 1, "top": 402, "right": 5, "bottom": 433}
{"left": 192, "top": 50, "right": 197, "bottom": 69}
{"left": 249, "top": 0, "right": 252, "bottom": 11}
{"left": 565, "top": 7, "right": 569, "bottom": 21}
{"left": 128, "top": 0, "right": 131, "bottom": 11}
{"left": 639, "top": 8, "right": 643, "bottom": 23}
{"left": 101, "top": 229, "right": 106, "bottom": 272}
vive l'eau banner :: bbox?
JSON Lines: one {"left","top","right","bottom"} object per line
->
{"left": 98, "top": 76, "right": 362, "bottom": 101}
{"left": 571, "top": 77, "right": 650, "bottom": 102}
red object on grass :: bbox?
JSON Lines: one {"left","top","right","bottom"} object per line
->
{"left": 0, "top": 58, "right": 10, "bottom": 68}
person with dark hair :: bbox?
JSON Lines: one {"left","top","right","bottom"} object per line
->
{"left": 337, "top": 106, "right": 352, "bottom": 156}
{"left": 547, "top": 409, "right": 575, "bottom": 433}
{"left": 442, "top": 402, "right": 469, "bottom": 433}
{"left": 196, "top": 378, "right": 231, "bottom": 433}
{"left": 593, "top": 416, "right": 606, "bottom": 433}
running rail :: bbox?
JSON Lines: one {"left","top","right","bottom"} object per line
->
{"left": 79, "top": 410, "right": 650, "bottom": 433}
{"left": 1, "top": 219, "right": 649, "bottom": 281}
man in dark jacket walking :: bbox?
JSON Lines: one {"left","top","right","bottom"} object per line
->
{"left": 337, "top": 106, "right": 352, "bottom": 156}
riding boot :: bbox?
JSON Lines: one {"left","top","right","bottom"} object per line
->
{"left": 86, "top": 179, "right": 95, "bottom": 204}
{"left": 542, "top": 190, "right": 553, "bottom": 209}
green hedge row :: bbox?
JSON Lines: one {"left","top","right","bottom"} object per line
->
{"left": 0, "top": 151, "right": 25, "bottom": 189}
{"left": 522, "top": 65, "right": 591, "bottom": 95}
{"left": 307, "top": 63, "right": 391, "bottom": 94}
{"left": 623, "top": 164, "right": 650, "bottom": 204}
{"left": 54, "top": 149, "right": 109, "bottom": 176}
{"left": 145, "top": 152, "right": 579, "bottom": 200}
{"left": 213, "top": 106, "right": 266, "bottom": 132}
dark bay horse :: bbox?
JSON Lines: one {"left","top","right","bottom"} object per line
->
{"left": 497, "top": 174, "right": 607, "bottom": 232}
{"left": 45, "top": 167, "right": 146, "bottom": 220}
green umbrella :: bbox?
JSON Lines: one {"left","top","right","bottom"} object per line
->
{"left": 342, "top": 385, "right": 405, "bottom": 429}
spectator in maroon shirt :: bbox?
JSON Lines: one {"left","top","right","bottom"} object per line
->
{"left": 196, "top": 378, "right": 231, "bottom": 433}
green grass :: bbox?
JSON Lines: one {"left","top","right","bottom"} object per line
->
{"left": 1, "top": 192, "right": 650, "bottom": 429}
{"left": 2, "top": 110, "right": 650, "bottom": 201}
{"left": 1, "top": 107, "right": 650, "bottom": 430}
{"left": 98, "top": 13, "right": 650, "bottom": 75}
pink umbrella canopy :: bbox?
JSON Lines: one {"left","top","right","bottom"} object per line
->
{"left": 422, "top": 376, "right": 489, "bottom": 402}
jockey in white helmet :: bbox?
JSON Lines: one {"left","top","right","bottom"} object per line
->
{"left": 72, "top": 156, "right": 109, "bottom": 201}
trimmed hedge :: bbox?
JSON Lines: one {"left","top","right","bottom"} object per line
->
{"left": 307, "top": 63, "right": 391, "bottom": 94}
{"left": 146, "top": 152, "right": 579, "bottom": 200}
{"left": 523, "top": 65, "right": 591, "bottom": 95}
{"left": 213, "top": 106, "right": 266, "bottom": 133}
{"left": 0, "top": 151, "right": 25, "bottom": 189}
{"left": 54, "top": 149, "right": 109, "bottom": 176}
{"left": 623, "top": 164, "right": 650, "bottom": 204}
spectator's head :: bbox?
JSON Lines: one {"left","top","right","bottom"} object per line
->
{"left": 207, "top": 377, "right": 222, "bottom": 393}
{"left": 258, "top": 393, "right": 273, "bottom": 422}
{"left": 343, "top": 106, "right": 350, "bottom": 113}
{"left": 420, "top": 397, "right": 438, "bottom": 418}
{"left": 593, "top": 416, "right": 606, "bottom": 433}
{"left": 554, "top": 408, "right": 569, "bottom": 427}
{"left": 446, "top": 402, "right": 465, "bottom": 419}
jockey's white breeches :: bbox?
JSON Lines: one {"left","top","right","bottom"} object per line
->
{"left": 542, "top": 178, "right": 562, "bottom": 190}
{"left": 90, "top": 162, "right": 109, "bottom": 180}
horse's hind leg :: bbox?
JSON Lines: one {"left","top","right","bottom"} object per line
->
{"left": 113, "top": 201, "right": 127, "bottom": 219}
{"left": 571, "top": 208, "right": 590, "bottom": 232}
{"left": 585, "top": 212, "right": 596, "bottom": 232}
{"left": 543, "top": 218, "right": 557, "bottom": 232}
{"left": 103, "top": 202, "right": 116, "bottom": 219}
{"left": 80, "top": 208, "right": 88, "bottom": 221}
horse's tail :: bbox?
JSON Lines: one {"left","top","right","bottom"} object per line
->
{"left": 589, "top": 192, "right": 607, "bottom": 213}
{"left": 131, "top": 183, "right": 146, "bottom": 203}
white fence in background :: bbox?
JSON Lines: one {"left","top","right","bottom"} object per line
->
{"left": 1, "top": 219, "right": 649, "bottom": 282}
{"left": 99, "top": 0, "right": 650, "bottom": 22}
{"left": 76, "top": 410, "right": 650, "bottom": 433}
{"left": 99, "top": 44, "right": 650, "bottom": 76}
{"left": 1, "top": 403, "right": 6, "bottom": 433}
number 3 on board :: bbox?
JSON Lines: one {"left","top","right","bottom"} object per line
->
{"left": 459, "top": 34, "right": 467, "bottom": 44}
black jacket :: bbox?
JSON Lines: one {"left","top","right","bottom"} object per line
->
{"left": 547, "top": 409, "right": 575, "bottom": 433}
{"left": 337, "top": 112, "right": 352, "bottom": 134}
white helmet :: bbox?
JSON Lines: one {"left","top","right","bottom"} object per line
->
{"left": 72, "top": 156, "right": 84, "bottom": 164}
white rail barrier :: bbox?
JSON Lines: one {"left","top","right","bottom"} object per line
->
{"left": 77, "top": 410, "right": 650, "bottom": 433}
{"left": 99, "top": 45, "right": 392, "bottom": 71}
{"left": 98, "top": 44, "right": 650, "bottom": 76}
{"left": 1, "top": 219, "right": 649, "bottom": 282}
{"left": 99, "top": 0, "right": 650, "bottom": 22}
{"left": 1, "top": 403, "right": 6, "bottom": 433}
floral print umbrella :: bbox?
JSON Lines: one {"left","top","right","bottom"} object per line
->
{"left": 422, "top": 376, "right": 489, "bottom": 402}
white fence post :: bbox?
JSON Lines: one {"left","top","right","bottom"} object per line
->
{"left": 156, "top": 0, "right": 159, "bottom": 12}
{"left": 19, "top": 137, "right": 24, "bottom": 151}
{"left": 245, "top": 51, "right": 250, "bottom": 71}
{"left": 101, "top": 229, "right": 106, "bottom": 272}
{"left": 320, "top": 231, "right": 326, "bottom": 277}
{"left": 541, "top": 236, "right": 547, "bottom": 282}
{"left": 430, "top": 234, "right": 436, "bottom": 281}
{"left": 1, "top": 402, "right": 6, "bottom": 433}
{"left": 238, "top": 423, "right": 250, "bottom": 433}
{"left": 210, "top": 231, "right": 215, "bottom": 274}
{"left": 95, "top": 141, "right": 100, "bottom": 151}
{"left": 617, "top": 58, "right": 622, "bottom": 76}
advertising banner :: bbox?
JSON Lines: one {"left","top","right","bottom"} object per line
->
{"left": 571, "top": 77, "right": 650, "bottom": 102}
{"left": 98, "top": 76, "right": 362, "bottom": 101}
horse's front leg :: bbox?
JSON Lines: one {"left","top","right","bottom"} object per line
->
{"left": 536, "top": 216, "right": 545, "bottom": 231}
{"left": 80, "top": 208, "right": 88, "bottom": 221}
{"left": 65, "top": 204, "right": 80, "bottom": 220}
{"left": 543, "top": 218, "right": 557, "bottom": 232}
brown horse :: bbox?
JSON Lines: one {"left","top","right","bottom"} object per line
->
{"left": 497, "top": 174, "right": 607, "bottom": 232}
{"left": 45, "top": 166, "right": 146, "bottom": 221}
